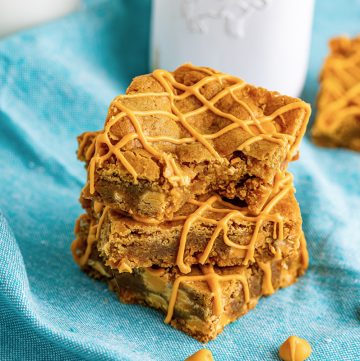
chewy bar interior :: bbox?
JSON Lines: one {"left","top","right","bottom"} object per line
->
{"left": 312, "top": 36, "right": 360, "bottom": 151}
{"left": 73, "top": 216, "right": 308, "bottom": 342}
{"left": 78, "top": 64, "right": 310, "bottom": 221}
{"left": 77, "top": 172, "right": 303, "bottom": 274}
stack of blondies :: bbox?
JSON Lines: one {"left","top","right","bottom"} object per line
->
{"left": 72, "top": 64, "right": 311, "bottom": 342}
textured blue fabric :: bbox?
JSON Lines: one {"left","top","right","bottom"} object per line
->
{"left": 0, "top": 0, "right": 359, "bottom": 360}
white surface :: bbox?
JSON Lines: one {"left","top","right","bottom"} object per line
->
{"left": 151, "top": 0, "right": 314, "bottom": 97}
{"left": 0, "top": 0, "right": 80, "bottom": 37}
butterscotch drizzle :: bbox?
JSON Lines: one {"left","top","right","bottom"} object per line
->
{"left": 165, "top": 264, "right": 249, "bottom": 324}
{"left": 95, "top": 206, "right": 110, "bottom": 239}
{"left": 71, "top": 206, "right": 109, "bottom": 267}
{"left": 77, "top": 131, "right": 98, "bottom": 162}
{"left": 71, "top": 217, "right": 97, "bottom": 267}
{"left": 88, "top": 64, "right": 310, "bottom": 193}
{"left": 258, "top": 261, "right": 275, "bottom": 295}
{"left": 93, "top": 200, "right": 104, "bottom": 214}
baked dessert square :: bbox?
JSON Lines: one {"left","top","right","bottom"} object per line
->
{"left": 72, "top": 215, "right": 308, "bottom": 342}
{"left": 78, "top": 64, "right": 310, "bottom": 221}
{"left": 312, "top": 36, "right": 360, "bottom": 151}
{"left": 76, "top": 173, "right": 303, "bottom": 274}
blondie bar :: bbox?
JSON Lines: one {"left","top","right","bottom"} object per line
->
{"left": 312, "top": 36, "right": 360, "bottom": 151}
{"left": 72, "top": 216, "right": 308, "bottom": 342}
{"left": 76, "top": 172, "right": 302, "bottom": 274}
{"left": 79, "top": 64, "right": 310, "bottom": 221}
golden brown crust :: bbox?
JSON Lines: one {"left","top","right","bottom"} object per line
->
{"left": 79, "top": 64, "right": 310, "bottom": 220}
{"left": 312, "top": 36, "right": 360, "bottom": 151}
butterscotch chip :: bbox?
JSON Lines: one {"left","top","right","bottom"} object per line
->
{"left": 78, "top": 64, "right": 310, "bottom": 221}
{"left": 312, "top": 36, "right": 360, "bottom": 151}
{"left": 185, "top": 349, "right": 214, "bottom": 360}
{"left": 279, "top": 336, "right": 312, "bottom": 361}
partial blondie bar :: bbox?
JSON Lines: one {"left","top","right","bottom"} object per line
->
{"left": 79, "top": 64, "right": 310, "bottom": 221}
{"left": 76, "top": 172, "right": 303, "bottom": 274}
{"left": 73, "top": 216, "right": 308, "bottom": 342}
{"left": 312, "top": 36, "right": 360, "bottom": 151}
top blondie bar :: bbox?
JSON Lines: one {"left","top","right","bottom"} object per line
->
{"left": 79, "top": 64, "right": 310, "bottom": 221}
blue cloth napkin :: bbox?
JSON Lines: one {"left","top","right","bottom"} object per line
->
{"left": 0, "top": 0, "right": 359, "bottom": 360}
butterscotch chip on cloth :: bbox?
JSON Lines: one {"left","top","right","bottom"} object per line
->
{"left": 72, "top": 216, "right": 308, "bottom": 342}
{"left": 185, "top": 349, "right": 214, "bottom": 361}
{"left": 78, "top": 64, "right": 310, "bottom": 221}
{"left": 312, "top": 36, "right": 360, "bottom": 151}
{"left": 279, "top": 336, "right": 312, "bottom": 361}
{"left": 76, "top": 172, "right": 303, "bottom": 274}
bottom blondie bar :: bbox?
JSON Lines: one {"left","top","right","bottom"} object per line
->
{"left": 73, "top": 215, "right": 308, "bottom": 342}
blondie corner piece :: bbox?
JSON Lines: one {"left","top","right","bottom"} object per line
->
{"left": 312, "top": 36, "right": 360, "bottom": 151}
{"left": 78, "top": 172, "right": 304, "bottom": 274}
{"left": 72, "top": 216, "right": 308, "bottom": 342}
{"left": 109, "top": 259, "right": 306, "bottom": 343}
{"left": 78, "top": 64, "right": 310, "bottom": 221}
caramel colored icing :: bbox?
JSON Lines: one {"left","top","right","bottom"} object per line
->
{"left": 77, "top": 131, "right": 98, "bottom": 162}
{"left": 93, "top": 200, "right": 104, "bottom": 214}
{"left": 257, "top": 261, "right": 275, "bottom": 295}
{"left": 279, "top": 336, "right": 312, "bottom": 361}
{"left": 313, "top": 36, "right": 360, "bottom": 133}
{"left": 71, "top": 215, "right": 97, "bottom": 267}
{"left": 87, "top": 64, "right": 310, "bottom": 193}
{"left": 185, "top": 349, "right": 214, "bottom": 361}
{"left": 71, "top": 205, "right": 109, "bottom": 267}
